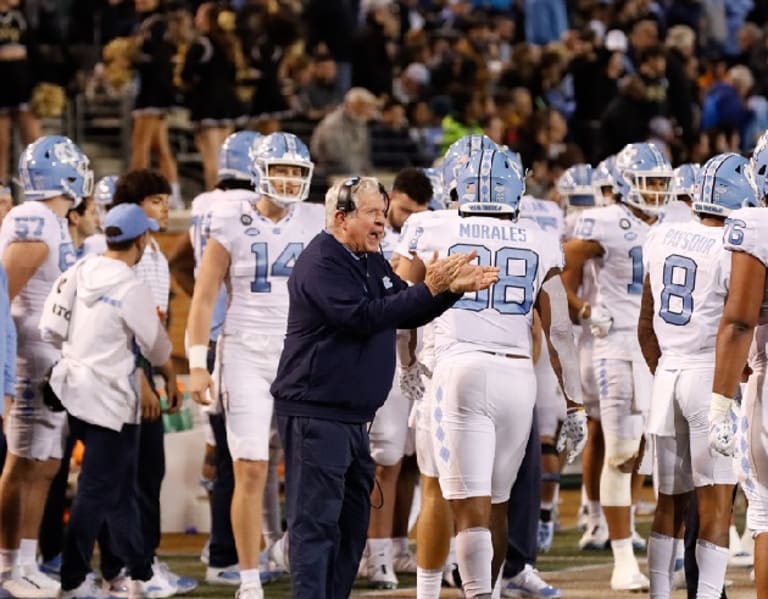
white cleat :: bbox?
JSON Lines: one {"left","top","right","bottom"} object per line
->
{"left": 610, "top": 568, "right": 649, "bottom": 592}
{"left": 367, "top": 559, "right": 398, "bottom": 590}
{"left": 234, "top": 583, "right": 263, "bottom": 599}
{"left": 392, "top": 549, "right": 417, "bottom": 574}
{"left": 578, "top": 522, "right": 609, "bottom": 551}
{"left": 4, "top": 565, "right": 60, "bottom": 598}
{"left": 128, "top": 569, "right": 176, "bottom": 599}
{"left": 60, "top": 574, "right": 113, "bottom": 599}
{"left": 204, "top": 565, "right": 240, "bottom": 586}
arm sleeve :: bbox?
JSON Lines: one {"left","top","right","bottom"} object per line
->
{"left": 542, "top": 274, "right": 583, "bottom": 404}
{"left": 122, "top": 283, "right": 172, "bottom": 366}
{"left": 302, "top": 256, "right": 460, "bottom": 337}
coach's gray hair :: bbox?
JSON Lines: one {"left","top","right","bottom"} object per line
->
{"left": 324, "top": 177, "right": 384, "bottom": 228}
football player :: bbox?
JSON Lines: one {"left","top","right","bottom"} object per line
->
{"left": 641, "top": 153, "right": 752, "bottom": 597}
{"left": 362, "top": 167, "right": 431, "bottom": 589}
{"left": 169, "top": 130, "right": 264, "bottom": 587}
{"left": 398, "top": 148, "right": 586, "bottom": 598}
{"left": 562, "top": 141, "right": 674, "bottom": 591}
{"left": 186, "top": 132, "right": 323, "bottom": 599}
{"left": 558, "top": 164, "right": 611, "bottom": 551}
{"left": 709, "top": 131, "right": 768, "bottom": 599}
{"left": 0, "top": 136, "right": 92, "bottom": 598}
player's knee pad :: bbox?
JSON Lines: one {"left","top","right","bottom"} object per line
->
{"left": 600, "top": 435, "right": 639, "bottom": 507}
{"left": 370, "top": 440, "right": 404, "bottom": 467}
{"left": 604, "top": 435, "right": 641, "bottom": 470}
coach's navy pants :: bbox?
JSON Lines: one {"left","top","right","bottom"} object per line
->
{"left": 278, "top": 415, "right": 375, "bottom": 599}
{"left": 504, "top": 411, "right": 541, "bottom": 577}
{"left": 60, "top": 418, "right": 151, "bottom": 591}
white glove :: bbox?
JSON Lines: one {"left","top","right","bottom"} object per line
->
{"left": 708, "top": 392, "right": 739, "bottom": 456}
{"left": 584, "top": 304, "right": 613, "bottom": 338}
{"left": 399, "top": 362, "right": 432, "bottom": 402}
{"left": 556, "top": 407, "right": 588, "bottom": 464}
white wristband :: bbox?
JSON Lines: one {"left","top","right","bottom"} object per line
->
{"left": 188, "top": 345, "right": 208, "bottom": 370}
{"left": 709, "top": 392, "right": 733, "bottom": 416}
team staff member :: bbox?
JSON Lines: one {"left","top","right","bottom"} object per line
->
{"left": 268, "top": 177, "right": 499, "bottom": 599}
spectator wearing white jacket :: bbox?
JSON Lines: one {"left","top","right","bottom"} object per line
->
{"left": 41, "top": 204, "right": 180, "bottom": 599}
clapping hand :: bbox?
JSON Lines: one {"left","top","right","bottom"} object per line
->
{"left": 424, "top": 251, "right": 499, "bottom": 295}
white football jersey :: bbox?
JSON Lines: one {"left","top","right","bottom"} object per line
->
{"left": 81, "top": 233, "right": 107, "bottom": 258}
{"left": 660, "top": 200, "right": 696, "bottom": 225}
{"left": 724, "top": 207, "right": 768, "bottom": 328}
{"left": 206, "top": 200, "right": 324, "bottom": 338}
{"left": 644, "top": 220, "right": 729, "bottom": 368}
{"left": 380, "top": 225, "right": 400, "bottom": 261}
{"left": 519, "top": 195, "right": 565, "bottom": 239}
{"left": 400, "top": 211, "right": 563, "bottom": 359}
{"left": 395, "top": 210, "right": 456, "bottom": 261}
{"left": 0, "top": 201, "right": 75, "bottom": 348}
{"left": 574, "top": 203, "right": 652, "bottom": 332}
{"left": 190, "top": 188, "right": 260, "bottom": 275}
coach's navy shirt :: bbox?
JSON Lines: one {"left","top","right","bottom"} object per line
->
{"left": 271, "top": 230, "right": 460, "bottom": 423}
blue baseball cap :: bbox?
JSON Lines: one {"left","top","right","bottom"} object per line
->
{"left": 104, "top": 203, "right": 159, "bottom": 242}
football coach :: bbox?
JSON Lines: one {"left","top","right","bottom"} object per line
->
{"left": 271, "top": 176, "right": 498, "bottom": 599}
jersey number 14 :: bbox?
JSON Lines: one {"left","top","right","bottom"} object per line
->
{"left": 249, "top": 242, "right": 304, "bottom": 292}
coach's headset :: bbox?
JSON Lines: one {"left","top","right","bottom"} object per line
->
{"left": 336, "top": 176, "right": 390, "bottom": 214}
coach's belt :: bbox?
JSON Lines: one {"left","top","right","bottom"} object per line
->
{"left": 480, "top": 350, "right": 527, "bottom": 360}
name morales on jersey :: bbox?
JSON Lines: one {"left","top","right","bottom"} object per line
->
{"left": 662, "top": 228, "right": 717, "bottom": 254}
{"left": 459, "top": 222, "right": 527, "bottom": 242}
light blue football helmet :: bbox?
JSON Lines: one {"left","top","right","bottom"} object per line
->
{"left": 249, "top": 132, "right": 314, "bottom": 205}
{"left": 456, "top": 148, "right": 525, "bottom": 216}
{"left": 423, "top": 167, "right": 448, "bottom": 210}
{"left": 558, "top": 164, "right": 597, "bottom": 212}
{"left": 19, "top": 136, "right": 94, "bottom": 206}
{"left": 441, "top": 134, "right": 499, "bottom": 196}
{"left": 218, "top": 130, "right": 263, "bottom": 183}
{"left": 692, "top": 153, "right": 757, "bottom": 217}
{"left": 593, "top": 155, "right": 618, "bottom": 199}
{"left": 94, "top": 175, "right": 118, "bottom": 206}
{"left": 750, "top": 129, "right": 768, "bottom": 205}
{"left": 672, "top": 163, "right": 700, "bottom": 199}
{"left": 499, "top": 146, "right": 524, "bottom": 173}
{"left": 614, "top": 142, "right": 673, "bottom": 215}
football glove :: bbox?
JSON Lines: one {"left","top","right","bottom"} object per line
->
{"left": 708, "top": 392, "right": 739, "bottom": 457}
{"left": 584, "top": 304, "right": 613, "bottom": 338}
{"left": 399, "top": 361, "right": 432, "bottom": 402}
{"left": 557, "top": 406, "right": 588, "bottom": 464}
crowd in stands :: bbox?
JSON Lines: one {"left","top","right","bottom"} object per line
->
{"left": 7, "top": 0, "right": 768, "bottom": 200}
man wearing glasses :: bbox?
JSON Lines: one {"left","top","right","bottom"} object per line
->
{"left": 270, "top": 176, "right": 499, "bottom": 599}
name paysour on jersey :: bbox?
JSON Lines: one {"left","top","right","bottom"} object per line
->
{"left": 573, "top": 203, "right": 651, "bottom": 332}
{"left": 204, "top": 199, "right": 324, "bottom": 337}
{"left": 644, "top": 220, "right": 730, "bottom": 368}
{"left": 400, "top": 211, "right": 562, "bottom": 360}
